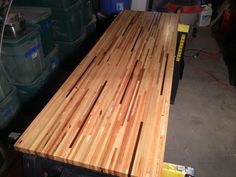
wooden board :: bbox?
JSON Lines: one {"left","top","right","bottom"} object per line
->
{"left": 14, "top": 10, "right": 179, "bottom": 177}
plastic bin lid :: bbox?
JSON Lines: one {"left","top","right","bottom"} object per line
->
{"left": 46, "top": 45, "right": 58, "bottom": 58}
{"left": 52, "top": 0, "right": 83, "bottom": 11}
{"left": 10, "top": 64, "right": 50, "bottom": 87}
{"left": 0, "top": 87, "right": 16, "bottom": 106}
{"left": 11, "top": 6, "right": 51, "bottom": 24}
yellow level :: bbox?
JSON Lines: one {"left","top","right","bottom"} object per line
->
{"left": 178, "top": 24, "right": 190, "bottom": 33}
{"left": 162, "top": 163, "right": 194, "bottom": 177}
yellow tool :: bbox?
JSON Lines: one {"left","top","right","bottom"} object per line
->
{"left": 176, "top": 24, "right": 190, "bottom": 62}
{"left": 162, "top": 163, "right": 194, "bottom": 177}
{"left": 178, "top": 24, "right": 190, "bottom": 33}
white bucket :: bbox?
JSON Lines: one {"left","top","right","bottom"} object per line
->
{"left": 198, "top": 4, "right": 213, "bottom": 27}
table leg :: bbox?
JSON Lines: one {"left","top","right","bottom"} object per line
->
{"left": 22, "top": 153, "right": 44, "bottom": 177}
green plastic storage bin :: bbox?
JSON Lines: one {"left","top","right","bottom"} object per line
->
{"left": 81, "top": 0, "right": 93, "bottom": 25}
{"left": 45, "top": 46, "right": 60, "bottom": 75}
{"left": 1, "top": 26, "right": 45, "bottom": 84}
{"left": 85, "top": 15, "right": 96, "bottom": 35}
{"left": 0, "top": 87, "right": 20, "bottom": 130}
{"left": 0, "top": 73, "right": 11, "bottom": 102}
{"left": 12, "top": 0, "right": 41, "bottom": 6}
{"left": 55, "top": 32, "right": 86, "bottom": 62}
{"left": 13, "top": 0, "right": 78, "bottom": 9}
{"left": 12, "top": 65, "right": 50, "bottom": 104}
{"left": 12, "top": 0, "right": 18, "bottom": 5}
{"left": 11, "top": 7, "right": 55, "bottom": 56}
{"left": 51, "top": 0, "right": 84, "bottom": 41}
{"left": 46, "top": 0, "right": 79, "bottom": 9}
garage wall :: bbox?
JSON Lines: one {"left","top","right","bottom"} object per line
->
{"left": 152, "top": 0, "right": 168, "bottom": 11}
{"left": 131, "top": 0, "right": 149, "bottom": 11}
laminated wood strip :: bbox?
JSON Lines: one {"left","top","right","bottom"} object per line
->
{"left": 15, "top": 10, "right": 179, "bottom": 177}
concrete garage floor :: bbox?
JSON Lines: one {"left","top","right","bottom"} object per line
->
{"left": 165, "top": 28, "right": 236, "bottom": 177}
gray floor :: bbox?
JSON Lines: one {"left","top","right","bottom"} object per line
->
{"left": 165, "top": 28, "right": 236, "bottom": 177}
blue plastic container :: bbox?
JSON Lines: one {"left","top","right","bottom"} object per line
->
{"left": 100, "top": 0, "right": 131, "bottom": 16}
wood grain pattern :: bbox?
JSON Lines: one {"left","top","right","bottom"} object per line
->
{"left": 14, "top": 11, "right": 179, "bottom": 177}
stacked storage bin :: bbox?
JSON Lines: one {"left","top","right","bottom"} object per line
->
{"left": 8, "top": 7, "right": 60, "bottom": 103}
{"left": 1, "top": 25, "right": 45, "bottom": 84}
{"left": 100, "top": 0, "right": 131, "bottom": 16}
{"left": 0, "top": 71, "right": 20, "bottom": 130}
{"left": 54, "top": 0, "right": 97, "bottom": 61}
{"left": 1, "top": 24, "right": 48, "bottom": 104}
{"left": 11, "top": 7, "right": 60, "bottom": 75}
{"left": 11, "top": 7, "right": 55, "bottom": 56}
{"left": 52, "top": 0, "right": 86, "bottom": 61}
{"left": 82, "top": 0, "right": 96, "bottom": 35}
{"left": 13, "top": 0, "right": 96, "bottom": 62}
{"left": 0, "top": 73, "right": 11, "bottom": 103}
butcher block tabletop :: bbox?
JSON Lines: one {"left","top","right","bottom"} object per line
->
{"left": 15, "top": 10, "right": 179, "bottom": 177}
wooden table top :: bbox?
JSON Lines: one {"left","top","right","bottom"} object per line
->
{"left": 15, "top": 10, "right": 179, "bottom": 177}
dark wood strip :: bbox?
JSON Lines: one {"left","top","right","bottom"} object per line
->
{"left": 160, "top": 53, "right": 169, "bottom": 95}
{"left": 128, "top": 122, "right": 144, "bottom": 176}
{"left": 66, "top": 56, "right": 97, "bottom": 98}
{"left": 69, "top": 81, "right": 108, "bottom": 148}
{"left": 152, "top": 30, "right": 160, "bottom": 56}
{"left": 122, "top": 16, "right": 135, "bottom": 36}
{"left": 126, "top": 68, "right": 145, "bottom": 123}
{"left": 142, "top": 49, "right": 150, "bottom": 67}
{"left": 156, "top": 48, "right": 165, "bottom": 85}
{"left": 37, "top": 121, "right": 61, "bottom": 153}
{"left": 148, "top": 14, "right": 156, "bottom": 31}
{"left": 97, "top": 52, "right": 107, "bottom": 66}
{"left": 154, "top": 13, "right": 162, "bottom": 26}
{"left": 120, "top": 60, "right": 139, "bottom": 104}
{"left": 131, "top": 27, "right": 144, "bottom": 52}
{"left": 47, "top": 89, "right": 89, "bottom": 155}
{"left": 159, "top": 46, "right": 165, "bottom": 63}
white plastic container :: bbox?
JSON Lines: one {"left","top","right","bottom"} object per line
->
{"left": 198, "top": 4, "right": 213, "bottom": 27}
